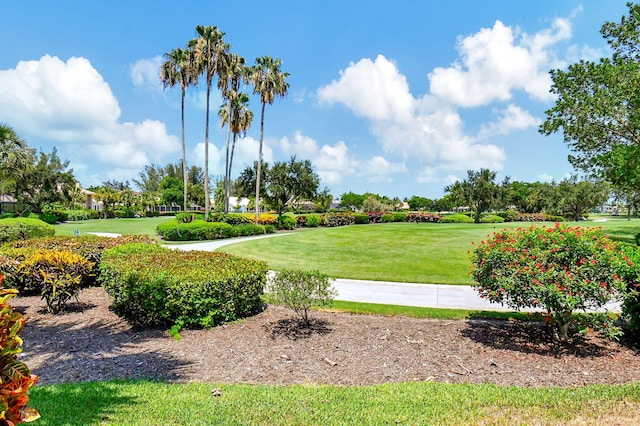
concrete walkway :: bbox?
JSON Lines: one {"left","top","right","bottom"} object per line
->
{"left": 165, "top": 234, "right": 622, "bottom": 312}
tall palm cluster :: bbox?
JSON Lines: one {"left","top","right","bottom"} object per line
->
{"left": 160, "top": 25, "right": 289, "bottom": 221}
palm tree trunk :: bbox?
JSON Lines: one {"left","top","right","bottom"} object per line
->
{"left": 181, "top": 88, "right": 188, "bottom": 213}
{"left": 227, "top": 132, "right": 239, "bottom": 212}
{"left": 224, "top": 105, "right": 232, "bottom": 214}
{"left": 255, "top": 101, "right": 266, "bottom": 222}
{"left": 204, "top": 83, "right": 211, "bottom": 221}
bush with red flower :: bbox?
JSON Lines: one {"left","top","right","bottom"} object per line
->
{"left": 470, "top": 223, "right": 626, "bottom": 341}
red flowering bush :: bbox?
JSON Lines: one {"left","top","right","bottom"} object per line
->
{"left": 471, "top": 223, "right": 626, "bottom": 341}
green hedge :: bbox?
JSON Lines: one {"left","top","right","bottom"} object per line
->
{"left": 0, "top": 218, "right": 55, "bottom": 244}
{"left": 100, "top": 250, "right": 269, "bottom": 329}
{"left": 353, "top": 214, "right": 369, "bottom": 224}
{"left": 156, "top": 220, "right": 272, "bottom": 241}
{"left": 479, "top": 214, "right": 505, "bottom": 223}
{"left": 441, "top": 214, "right": 474, "bottom": 223}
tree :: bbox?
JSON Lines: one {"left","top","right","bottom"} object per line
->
{"left": 250, "top": 56, "right": 290, "bottom": 221}
{"left": 19, "top": 148, "right": 76, "bottom": 213}
{"left": 555, "top": 176, "right": 609, "bottom": 221}
{"left": 133, "top": 164, "right": 165, "bottom": 193}
{"left": 191, "top": 25, "right": 228, "bottom": 221}
{"left": 445, "top": 169, "right": 502, "bottom": 223}
{"left": 160, "top": 47, "right": 197, "bottom": 213}
{"left": 238, "top": 157, "right": 320, "bottom": 216}
{"left": 406, "top": 195, "right": 433, "bottom": 211}
{"left": 540, "top": 3, "right": 640, "bottom": 190}
{"left": 339, "top": 192, "right": 365, "bottom": 211}
{"left": 0, "top": 124, "right": 34, "bottom": 213}
{"left": 159, "top": 176, "right": 183, "bottom": 207}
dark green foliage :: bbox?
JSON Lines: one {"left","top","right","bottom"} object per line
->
{"left": 393, "top": 212, "right": 407, "bottom": 222}
{"left": 155, "top": 220, "right": 269, "bottom": 241}
{"left": 276, "top": 215, "right": 296, "bottom": 230}
{"left": 64, "top": 210, "right": 92, "bottom": 221}
{"left": 353, "top": 214, "right": 369, "bottom": 224}
{"left": 441, "top": 214, "right": 474, "bottom": 223}
{"left": 616, "top": 244, "right": 640, "bottom": 336}
{"left": 100, "top": 250, "right": 268, "bottom": 328}
{"left": 496, "top": 209, "right": 519, "bottom": 222}
{"left": 295, "top": 214, "right": 322, "bottom": 227}
{"left": 176, "top": 212, "right": 204, "bottom": 223}
{"left": 209, "top": 213, "right": 252, "bottom": 225}
{"left": 321, "top": 212, "right": 355, "bottom": 227}
{"left": 0, "top": 218, "right": 55, "bottom": 244}
{"left": 38, "top": 212, "right": 58, "bottom": 224}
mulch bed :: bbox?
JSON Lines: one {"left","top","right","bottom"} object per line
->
{"left": 12, "top": 286, "right": 640, "bottom": 387}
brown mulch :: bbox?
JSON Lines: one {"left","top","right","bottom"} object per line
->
{"left": 12, "top": 286, "right": 640, "bottom": 387}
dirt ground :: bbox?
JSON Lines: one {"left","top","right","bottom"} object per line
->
{"left": 12, "top": 286, "right": 640, "bottom": 387}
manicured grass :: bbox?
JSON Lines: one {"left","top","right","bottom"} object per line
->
{"left": 29, "top": 380, "right": 640, "bottom": 425}
{"left": 220, "top": 222, "right": 527, "bottom": 284}
{"left": 52, "top": 217, "right": 174, "bottom": 237}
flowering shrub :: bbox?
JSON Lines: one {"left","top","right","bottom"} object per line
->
{"left": 471, "top": 223, "right": 626, "bottom": 341}
{"left": 615, "top": 244, "right": 640, "bottom": 335}
{"left": 0, "top": 276, "right": 40, "bottom": 425}
{"left": 321, "top": 212, "right": 355, "bottom": 227}
{"left": 406, "top": 212, "right": 442, "bottom": 223}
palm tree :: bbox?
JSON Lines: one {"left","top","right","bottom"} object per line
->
{"left": 190, "top": 25, "right": 228, "bottom": 220}
{"left": 0, "top": 123, "right": 34, "bottom": 213}
{"left": 217, "top": 52, "right": 249, "bottom": 213}
{"left": 219, "top": 91, "right": 253, "bottom": 212}
{"left": 159, "top": 47, "right": 197, "bottom": 213}
{"left": 250, "top": 56, "right": 290, "bottom": 221}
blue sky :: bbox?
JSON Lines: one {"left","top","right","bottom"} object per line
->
{"left": 0, "top": 1, "right": 631, "bottom": 199}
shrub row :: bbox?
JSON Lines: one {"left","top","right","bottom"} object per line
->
{"left": 156, "top": 220, "right": 274, "bottom": 241}
{"left": 100, "top": 250, "right": 268, "bottom": 329}
{"left": 441, "top": 214, "right": 474, "bottom": 223}
{"left": 0, "top": 218, "right": 55, "bottom": 244}
{"left": 406, "top": 212, "right": 442, "bottom": 223}
{"left": 321, "top": 212, "right": 356, "bottom": 227}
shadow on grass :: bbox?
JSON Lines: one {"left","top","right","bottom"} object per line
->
{"left": 266, "top": 317, "right": 332, "bottom": 340}
{"left": 461, "top": 318, "right": 614, "bottom": 357}
{"left": 29, "top": 380, "right": 142, "bottom": 426}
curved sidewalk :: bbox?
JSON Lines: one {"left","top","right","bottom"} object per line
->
{"left": 166, "top": 234, "right": 621, "bottom": 312}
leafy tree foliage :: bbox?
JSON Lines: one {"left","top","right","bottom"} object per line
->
{"left": 540, "top": 3, "right": 640, "bottom": 196}
{"left": 339, "top": 191, "right": 366, "bottom": 211}
{"left": 445, "top": 169, "right": 504, "bottom": 223}
{"left": 18, "top": 148, "right": 76, "bottom": 213}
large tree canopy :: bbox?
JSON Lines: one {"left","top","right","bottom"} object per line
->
{"left": 540, "top": 3, "right": 640, "bottom": 185}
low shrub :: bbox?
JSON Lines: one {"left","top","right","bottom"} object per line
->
{"left": 276, "top": 215, "right": 296, "bottom": 230}
{"left": 322, "top": 212, "right": 355, "bottom": 227}
{"left": 100, "top": 251, "right": 268, "bottom": 329}
{"left": 145, "top": 210, "right": 161, "bottom": 218}
{"left": 0, "top": 218, "right": 55, "bottom": 244}
{"left": 406, "top": 212, "right": 442, "bottom": 223}
{"left": 471, "top": 223, "right": 626, "bottom": 341}
{"left": 38, "top": 212, "right": 58, "bottom": 224}
{"left": 441, "top": 214, "right": 474, "bottom": 223}
{"left": 516, "top": 213, "right": 547, "bottom": 222}
{"left": 176, "top": 212, "right": 204, "bottom": 223}
{"left": 393, "top": 212, "right": 407, "bottom": 222}
{"left": 4, "top": 235, "right": 158, "bottom": 286}
{"left": 234, "top": 223, "right": 268, "bottom": 236}
{"left": 545, "top": 214, "right": 565, "bottom": 222}
{"left": 616, "top": 244, "right": 640, "bottom": 336}
{"left": 0, "top": 247, "right": 93, "bottom": 312}
{"left": 267, "top": 268, "right": 336, "bottom": 325}
{"left": 156, "top": 220, "right": 270, "bottom": 241}
{"left": 64, "top": 209, "right": 91, "bottom": 221}
{"left": 0, "top": 275, "right": 40, "bottom": 424}
{"left": 479, "top": 214, "right": 505, "bottom": 223}
{"left": 353, "top": 214, "right": 369, "bottom": 224}
{"left": 381, "top": 214, "right": 395, "bottom": 223}
{"left": 251, "top": 214, "right": 278, "bottom": 226}
{"left": 210, "top": 213, "right": 252, "bottom": 225}
{"left": 367, "top": 212, "right": 385, "bottom": 224}
{"left": 496, "top": 209, "right": 519, "bottom": 222}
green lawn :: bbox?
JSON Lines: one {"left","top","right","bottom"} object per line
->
{"left": 29, "top": 380, "right": 640, "bottom": 425}
{"left": 52, "top": 216, "right": 174, "bottom": 238}
{"left": 50, "top": 216, "right": 640, "bottom": 284}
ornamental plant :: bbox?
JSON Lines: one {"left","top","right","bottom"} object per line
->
{"left": 0, "top": 275, "right": 40, "bottom": 425}
{"left": 268, "top": 269, "right": 337, "bottom": 326}
{"left": 471, "top": 223, "right": 626, "bottom": 341}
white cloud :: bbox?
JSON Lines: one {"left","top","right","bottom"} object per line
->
{"left": 130, "top": 56, "right": 163, "bottom": 91}
{"left": 279, "top": 131, "right": 357, "bottom": 184}
{"left": 317, "top": 54, "right": 415, "bottom": 122}
{"left": 361, "top": 156, "right": 407, "bottom": 177}
{"left": 477, "top": 104, "right": 541, "bottom": 139}
{"left": 537, "top": 173, "right": 554, "bottom": 183}
{"left": 0, "top": 55, "right": 180, "bottom": 183}
{"left": 428, "top": 18, "right": 571, "bottom": 107}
